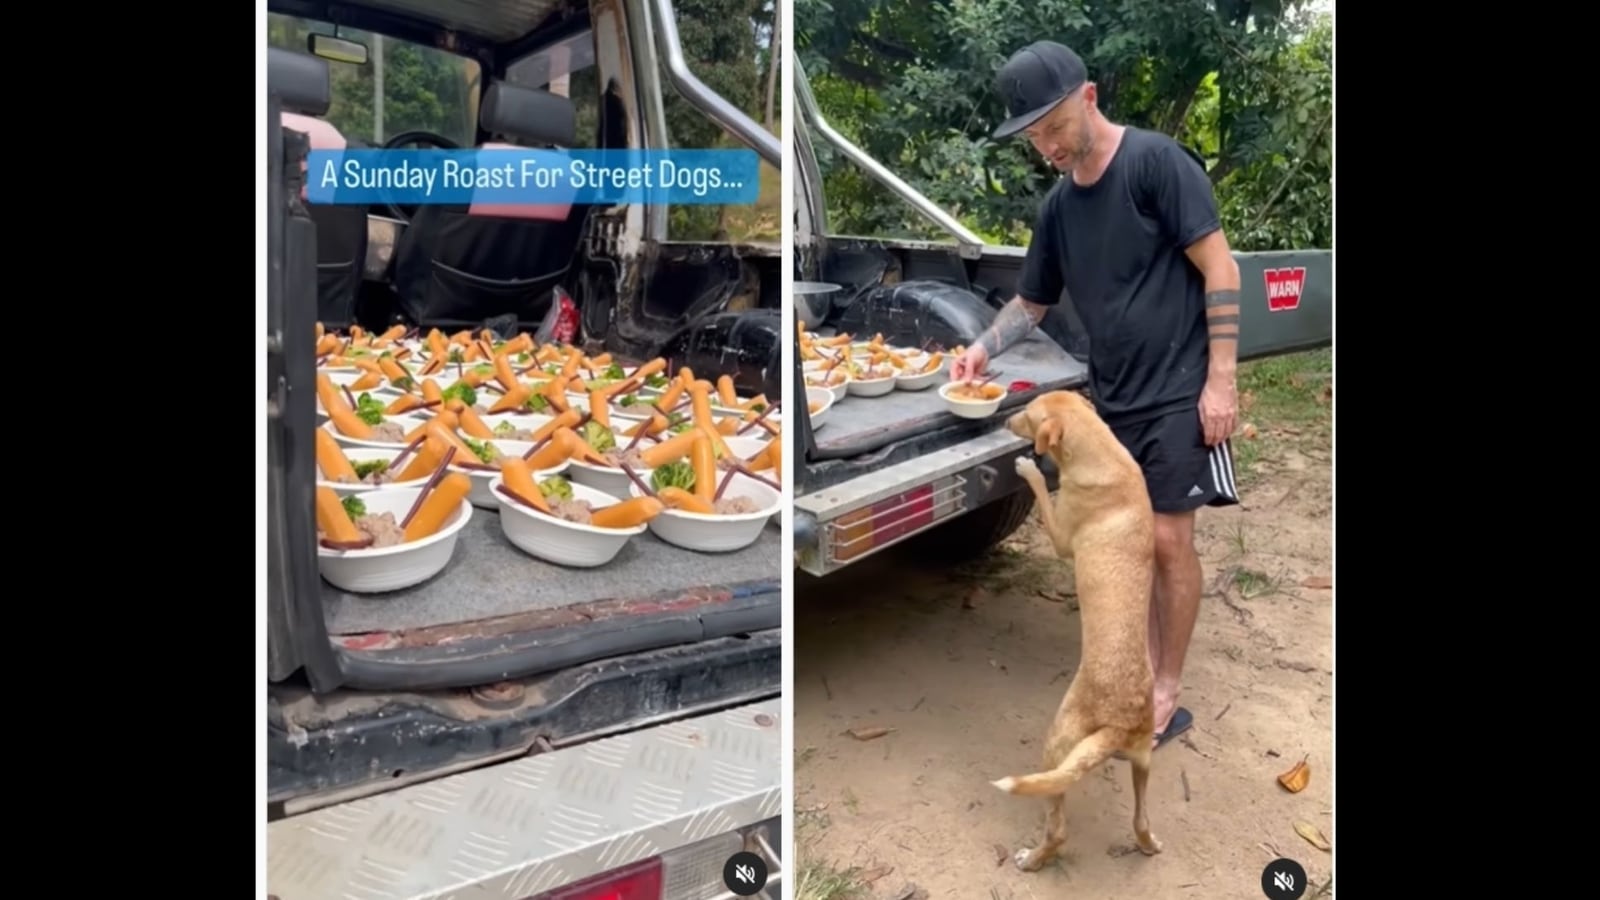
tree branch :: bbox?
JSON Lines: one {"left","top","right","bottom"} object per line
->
{"left": 1245, "top": 112, "right": 1332, "bottom": 234}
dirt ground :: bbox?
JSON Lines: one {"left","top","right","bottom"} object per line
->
{"left": 794, "top": 350, "right": 1333, "bottom": 900}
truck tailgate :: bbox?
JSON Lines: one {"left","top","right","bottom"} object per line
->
{"left": 324, "top": 516, "right": 781, "bottom": 634}
{"left": 267, "top": 697, "right": 782, "bottom": 899}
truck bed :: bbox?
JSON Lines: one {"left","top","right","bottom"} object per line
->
{"left": 324, "top": 514, "right": 781, "bottom": 634}
{"left": 811, "top": 331, "right": 1087, "bottom": 461}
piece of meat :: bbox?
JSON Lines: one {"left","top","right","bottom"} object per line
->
{"left": 550, "top": 498, "right": 594, "bottom": 524}
{"left": 354, "top": 511, "right": 405, "bottom": 548}
{"left": 603, "top": 446, "right": 648, "bottom": 469}
{"left": 368, "top": 422, "right": 407, "bottom": 443}
{"left": 714, "top": 495, "right": 760, "bottom": 515}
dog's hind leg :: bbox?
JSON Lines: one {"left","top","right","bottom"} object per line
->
{"left": 1014, "top": 457, "right": 1065, "bottom": 551}
{"left": 1014, "top": 796, "right": 1068, "bottom": 872}
{"left": 1127, "top": 742, "right": 1163, "bottom": 855}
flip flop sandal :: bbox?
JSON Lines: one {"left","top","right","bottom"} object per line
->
{"left": 1153, "top": 707, "right": 1194, "bottom": 749}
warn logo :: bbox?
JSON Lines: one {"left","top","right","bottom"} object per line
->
{"left": 1264, "top": 267, "right": 1306, "bottom": 312}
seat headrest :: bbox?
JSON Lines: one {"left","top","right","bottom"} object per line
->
{"left": 268, "top": 47, "right": 332, "bottom": 117}
{"left": 479, "top": 81, "right": 576, "bottom": 147}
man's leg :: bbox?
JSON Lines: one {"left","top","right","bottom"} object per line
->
{"left": 1122, "top": 409, "right": 1242, "bottom": 746}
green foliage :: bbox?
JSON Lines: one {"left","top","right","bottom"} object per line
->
{"left": 795, "top": 0, "right": 1331, "bottom": 251}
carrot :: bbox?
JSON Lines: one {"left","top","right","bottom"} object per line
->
{"left": 403, "top": 472, "right": 471, "bottom": 542}
{"left": 691, "top": 432, "right": 717, "bottom": 503}
{"left": 315, "top": 486, "right": 365, "bottom": 544}
{"left": 315, "top": 428, "right": 359, "bottom": 482}
{"left": 588, "top": 390, "right": 611, "bottom": 429}
{"left": 590, "top": 496, "right": 664, "bottom": 529}
{"left": 457, "top": 406, "right": 495, "bottom": 439}
{"left": 688, "top": 379, "right": 715, "bottom": 428}
{"left": 327, "top": 404, "right": 374, "bottom": 439}
{"left": 395, "top": 435, "right": 448, "bottom": 483}
{"left": 657, "top": 486, "right": 714, "bottom": 515}
{"left": 498, "top": 457, "right": 551, "bottom": 513}
{"left": 639, "top": 430, "right": 699, "bottom": 468}
{"left": 488, "top": 385, "right": 531, "bottom": 414}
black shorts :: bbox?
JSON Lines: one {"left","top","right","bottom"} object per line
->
{"left": 1110, "top": 406, "right": 1241, "bottom": 514}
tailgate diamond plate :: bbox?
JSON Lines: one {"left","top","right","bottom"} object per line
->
{"left": 268, "top": 699, "right": 781, "bottom": 899}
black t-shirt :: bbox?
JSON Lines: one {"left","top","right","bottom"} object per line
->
{"left": 1017, "top": 126, "right": 1221, "bottom": 427}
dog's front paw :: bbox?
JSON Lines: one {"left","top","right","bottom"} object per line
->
{"left": 1014, "top": 456, "right": 1041, "bottom": 480}
{"left": 1014, "top": 847, "right": 1045, "bottom": 872}
{"left": 1137, "top": 832, "right": 1163, "bottom": 856}
{"left": 990, "top": 776, "right": 1018, "bottom": 794}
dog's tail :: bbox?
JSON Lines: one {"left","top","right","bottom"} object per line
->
{"left": 990, "top": 728, "right": 1130, "bottom": 797}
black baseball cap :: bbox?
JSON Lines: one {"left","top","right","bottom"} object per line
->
{"left": 992, "top": 41, "right": 1088, "bottom": 138}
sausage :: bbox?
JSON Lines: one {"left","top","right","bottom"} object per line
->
{"left": 588, "top": 390, "right": 611, "bottom": 429}
{"left": 379, "top": 355, "right": 410, "bottom": 386}
{"left": 493, "top": 353, "right": 520, "bottom": 392}
{"left": 385, "top": 394, "right": 428, "bottom": 415}
{"left": 691, "top": 432, "right": 717, "bottom": 503}
{"left": 531, "top": 408, "right": 583, "bottom": 443}
{"left": 589, "top": 496, "right": 664, "bottom": 529}
{"left": 657, "top": 486, "right": 713, "bottom": 515}
{"left": 402, "top": 472, "right": 472, "bottom": 542}
{"left": 716, "top": 374, "right": 738, "bottom": 408}
{"left": 488, "top": 385, "right": 531, "bottom": 415}
{"left": 498, "top": 457, "right": 552, "bottom": 513}
{"left": 457, "top": 406, "right": 496, "bottom": 439}
{"left": 326, "top": 403, "right": 375, "bottom": 439}
{"left": 396, "top": 435, "right": 449, "bottom": 482}
{"left": 316, "top": 428, "right": 359, "bottom": 481}
{"left": 350, "top": 370, "right": 383, "bottom": 391}
{"left": 639, "top": 430, "right": 699, "bottom": 468}
{"left": 315, "top": 486, "right": 365, "bottom": 544}
{"left": 688, "top": 379, "right": 715, "bottom": 428}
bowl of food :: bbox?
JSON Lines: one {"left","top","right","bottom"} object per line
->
{"left": 315, "top": 430, "right": 433, "bottom": 496}
{"left": 315, "top": 477, "right": 474, "bottom": 593}
{"left": 490, "top": 462, "right": 661, "bottom": 568}
{"left": 630, "top": 470, "right": 782, "bottom": 553}
{"left": 804, "top": 365, "right": 850, "bottom": 403}
{"left": 894, "top": 351, "right": 947, "bottom": 391}
{"left": 319, "top": 410, "right": 431, "bottom": 449}
{"left": 446, "top": 435, "right": 573, "bottom": 509}
{"left": 939, "top": 379, "right": 1008, "bottom": 419}
{"left": 846, "top": 361, "right": 898, "bottom": 398}
{"left": 806, "top": 386, "right": 835, "bottom": 430}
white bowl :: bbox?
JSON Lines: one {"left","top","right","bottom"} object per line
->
{"left": 317, "top": 447, "right": 432, "bottom": 496}
{"left": 321, "top": 414, "right": 431, "bottom": 449}
{"left": 894, "top": 360, "right": 944, "bottom": 391}
{"left": 939, "top": 380, "right": 1007, "bottom": 419}
{"left": 846, "top": 371, "right": 897, "bottom": 398}
{"left": 806, "top": 386, "right": 835, "bottom": 430}
{"left": 631, "top": 472, "right": 781, "bottom": 553}
{"left": 475, "top": 412, "right": 556, "bottom": 439}
{"left": 317, "top": 485, "right": 473, "bottom": 593}
{"left": 566, "top": 457, "right": 644, "bottom": 498}
{"left": 804, "top": 368, "right": 851, "bottom": 403}
{"left": 450, "top": 440, "right": 571, "bottom": 509}
{"left": 490, "top": 476, "right": 644, "bottom": 568}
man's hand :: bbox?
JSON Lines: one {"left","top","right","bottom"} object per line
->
{"left": 1197, "top": 372, "right": 1238, "bottom": 446}
{"left": 951, "top": 344, "right": 990, "bottom": 383}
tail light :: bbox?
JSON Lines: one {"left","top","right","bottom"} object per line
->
{"left": 524, "top": 825, "right": 780, "bottom": 900}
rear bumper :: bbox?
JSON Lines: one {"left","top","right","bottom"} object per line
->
{"left": 267, "top": 697, "right": 783, "bottom": 899}
{"left": 793, "top": 426, "right": 1059, "bottom": 576}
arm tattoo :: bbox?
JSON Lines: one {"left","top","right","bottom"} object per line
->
{"left": 1204, "top": 289, "right": 1240, "bottom": 342}
{"left": 978, "top": 298, "right": 1044, "bottom": 357}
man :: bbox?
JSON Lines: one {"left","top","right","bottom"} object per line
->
{"left": 952, "top": 40, "right": 1242, "bottom": 751}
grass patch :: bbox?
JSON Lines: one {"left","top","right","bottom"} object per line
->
{"left": 1233, "top": 346, "right": 1332, "bottom": 483}
{"left": 794, "top": 813, "right": 869, "bottom": 900}
{"left": 714, "top": 117, "right": 782, "bottom": 243}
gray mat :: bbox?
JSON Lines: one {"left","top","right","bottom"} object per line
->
{"left": 322, "top": 509, "right": 782, "bottom": 634}
{"left": 813, "top": 333, "right": 1087, "bottom": 454}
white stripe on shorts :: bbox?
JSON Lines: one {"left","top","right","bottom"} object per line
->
{"left": 1208, "top": 440, "right": 1239, "bottom": 500}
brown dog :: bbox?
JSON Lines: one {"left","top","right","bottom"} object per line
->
{"left": 990, "top": 389, "right": 1163, "bottom": 870}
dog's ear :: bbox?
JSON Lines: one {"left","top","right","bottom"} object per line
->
{"left": 1033, "top": 416, "right": 1063, "bottom": 456}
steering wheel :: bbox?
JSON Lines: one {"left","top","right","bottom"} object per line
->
{"left": 380, "top": 130, "right": 461, "bottom": 222}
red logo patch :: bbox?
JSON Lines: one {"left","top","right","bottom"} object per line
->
{"left": 1263, "top": 267, "right": 1306, "bottom": 312}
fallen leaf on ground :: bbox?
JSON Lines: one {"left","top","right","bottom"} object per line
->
{"left": 847, "top": 726, "right": 893, "bottom": 741}
{"left": 1240, "top": 422, "right": 1259, "bottom": 440}
{"left": 1294, "top": 820, "right": 1332, "bottom": 851}
{"left": 993, "top": 843, "right": 1008, "bottom": 866}
{"left": 859, "top": 866, "right": 893, "bottom": 883}
{"left": 1301, "top": 575, "right": 1332, "bottom": 589}
{"left": 1277, "top": 756, "right": 1311, "bottom": 792}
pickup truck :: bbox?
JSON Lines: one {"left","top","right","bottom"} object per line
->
{"left": 265, "top": 2, "right": 784, "bottom": 897}
{"left": 788, "top": 57, "right": 1333, "bottom": 577}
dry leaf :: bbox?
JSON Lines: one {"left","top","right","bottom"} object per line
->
{"left": 848, "top": 726, "right": 893, "bottom": 741}
{"left": 1277, "top": 757, "right": 1311, "bottom": 792}
{"left": 859, "top": 866, "right": 893, "bottom": 883}
{"left": 1240, "top": 422, "right": 1260, "bottom": 440}
{"left": 1293, "top": 820, "right": 1331, "bottom": 852}
{"left": 1301, "top": 576, "right": 1333, "bottom": 590}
